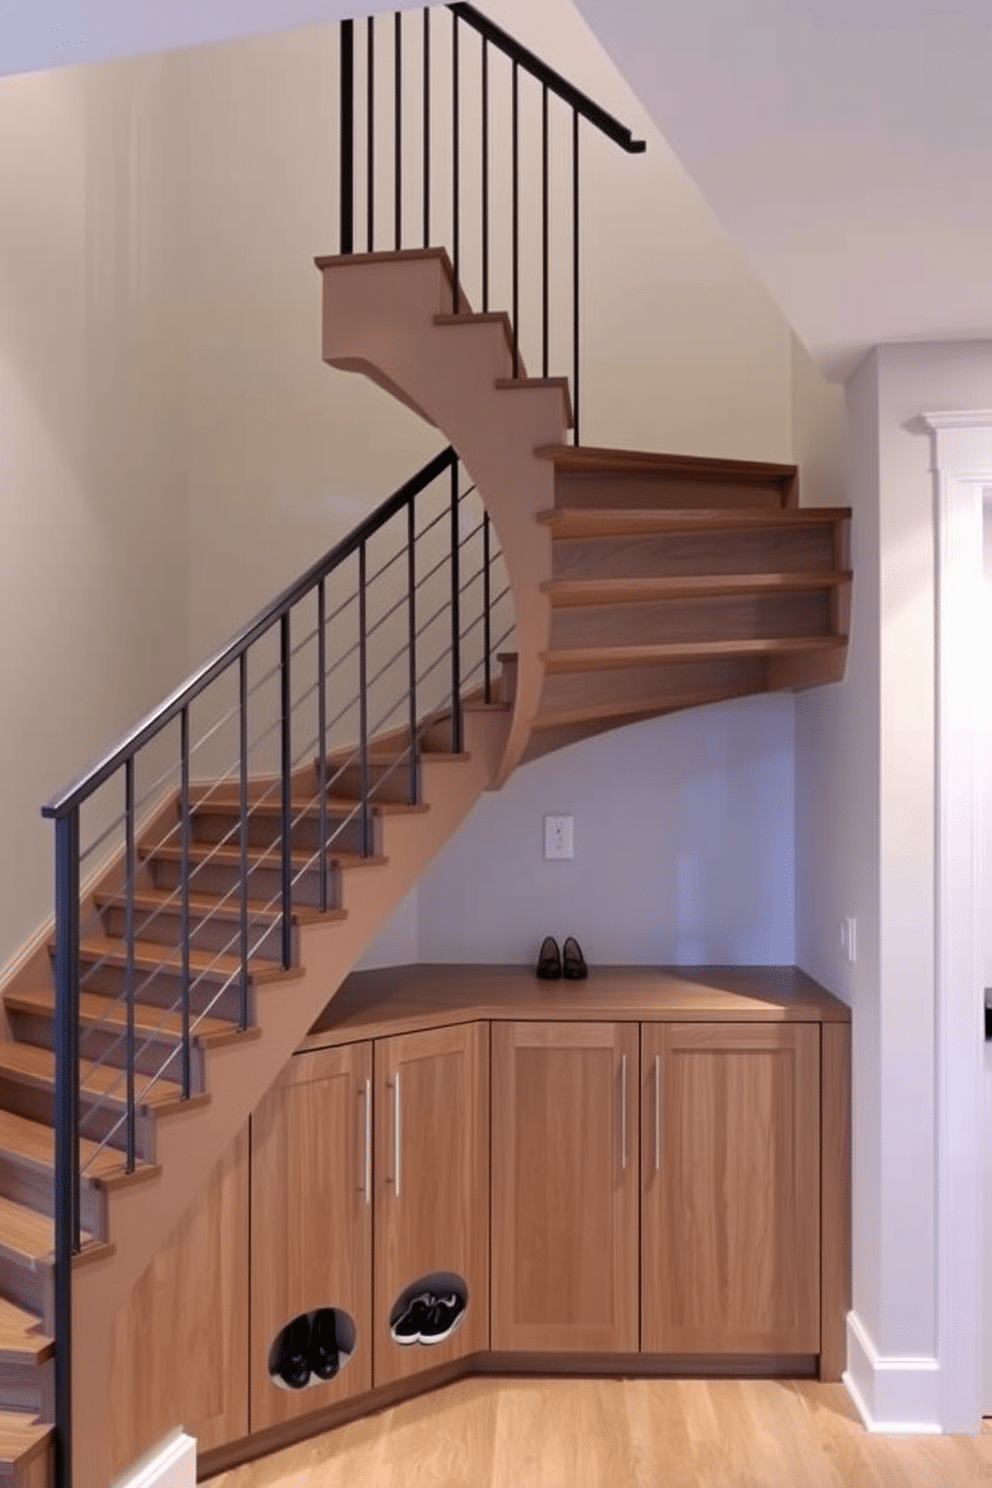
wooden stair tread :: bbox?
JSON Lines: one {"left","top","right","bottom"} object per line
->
{"left": 6, "top": 988, "right": 257, "bottom": 1052}
{"left": 0, "top": 1042, "right": 185, "bottom": 1112}
{"left": 0, "top": 1414, "right": 53, "bottom": 1473}
{"left": 539, "top": 506, "right": 851, "bottom": 538}
{"left": 94, "top": 886, "right": 347, "bottom": 929}
{"left": 0, "top": 1109, "right": 153, "bottom": 1190}
{"left": 0, "top": 1299, "right": 52, "bottom": 1369}
{"left": 535, "top": 443, "right": 797, "bottom": 484}
{"left": 532, "top": 687, "right": 759, "bottom": 731}
{"left": 542, "top": 572, "right": 852, "bottom": 605}
{"left": 542, "top": 637, "right": 847, "bottom": 672}
{"left": 0, "top": 1195, "right": 67, "bottom": 1267}
{"left": 187, "top": 786, "right": 429, "bottom": 818}
{"left": 144, "top": 842, "right": 388, "bottom": 873}
{"left": 73, "top": 935, "right": 291, "bottom": 986}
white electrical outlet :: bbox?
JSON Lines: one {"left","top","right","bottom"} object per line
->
{"left": 544, "top": 814, "right": 574, "bottom": 860}
{"left": 841, "top": 915, "right": 857, "bottom": 964}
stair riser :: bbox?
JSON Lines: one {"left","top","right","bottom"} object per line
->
{"left": 0, "top": 1259, "right": 50, "bottom": 1338}
{"left": 189, "top": 807, "right": 373, "bottom": 858}
{"left": 100, "top": 902, "right": 284, "bottom": 963}
{"left": 554, "top": 472, "right": 788, "bottom": 511}
{"left": 0, "top": 1153, "right": 105, "bottom": 1241}
{"left": 323, "top": 761, "right": 419, "bottom": 804}
{"left": 75, "top": 961, "right": 258, "bottom": 1028}
{"left": 551, "top": 527, "right": 837, "bottom": 580}
{"left": 0, "top": 1075, "right": 156, "bottom": 1166}
{"left": 148, "top": 853, "right": 334, "bottom": 912}
{"left": 549, "top": 592, "right": 834, "bottom": 650}
{"left": 0, "top": 1358, "right": 52, "bottom": 1419}
{"left": 539, "top": 657, "right": 769, "bottom": 714}
{"left": 6, "top": 1009, "right": 207, "bottom": 1096}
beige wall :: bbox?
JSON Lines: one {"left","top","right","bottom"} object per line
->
{"left": 0, "top": 0, "right": 836, "bottom": 980}
{"left": 0, "top": 56, "right": 190, "bottom": 974}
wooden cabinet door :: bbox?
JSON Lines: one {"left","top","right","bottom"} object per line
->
{"left": 490, "top": 1021, "right": 639, "bottom": 1353}
{"left": 250, "top": 1041, "right": 373, "bottom": 1428}
{"left": 373, "top": 1021, "right": 489, "bottom": 1386}
{"left": 641, "top": 1022, "right": 820, "bottom": 1355}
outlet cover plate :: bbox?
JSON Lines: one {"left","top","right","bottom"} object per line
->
{"left": 544, "top": 814, "right": 574, "bottom": 860}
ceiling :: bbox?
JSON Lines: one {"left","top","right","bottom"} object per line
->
{"left": 574, "top": 0, "right": 992, "bottom": 377}
{"left": 4, "top": 0, "right": 991, "bottom": 379}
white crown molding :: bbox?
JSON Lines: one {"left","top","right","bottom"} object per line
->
{"left": 921, "top": 410, "right": 992, "bottom": 431}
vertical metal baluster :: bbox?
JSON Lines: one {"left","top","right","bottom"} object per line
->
{"left": 180, "top": 708, "right": 191, "bottom": 1100}
{"left": 340, "top": 19, "right": 354, "bottom": 254}
{"left": 511, "top": 60, "right": 519, "bottom": 377}
{"left": 422, "top": 7, "right": 430, "bottom": 247}
{"left": 481, "top": 36, "right": 489, "bottom": 312}
{"left": 572, "top": 108, "right": 580, "bottom": 444}
{"left": 450, "top": 456, "right": 462, "bottom": 753}
{"left": 394, "top": 10, "right": 402, "bottom": 250}
{"left": 407, "top": 498, "right": 419, "bottom": 806}
{"left": 124, "top": 758, "right": 136, "bottom": 1172}
{"left": 317, "top": 581, "right": 328, "bottom": 913}
{"left": 483, "top": 510, "right": 492, "bottom": 704}
{"left": 280, "top": 614, "right": 292, "bottom": 969}
{"left": 53, "top": 806, "right": 80, "bottom": 1488}
{"left": 451, "top": 11, "right": 460, "bottom": 314}
{"left": 358, "top": 544, "right": 371, "bottom": 857}
{"left": 366, "top": 15, "right": 374, "bottom": 251}
{"left": 542, "top": 82, "right": 549, "bottom": 378}
{"left": 238, "top": 652, "right": 249, "bottom": 1030}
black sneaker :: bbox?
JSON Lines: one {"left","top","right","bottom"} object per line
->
{"left": 276, "top": 1314, "right": 311, "bottom": 1389}
{"left": 419, "top": 1292, "right": 464, "bottom": 1345}
{"left": 390, "top": 1290, "right": 435, "bottom": 1345}
{"left": 309, "top": 1308, "right": 340, "bottom": 1380}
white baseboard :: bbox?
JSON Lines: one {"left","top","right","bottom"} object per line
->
{"left": 844, "top": 1311, "right": 941, "bottom": 1433}
{"left": 111, "top": 1431, "right": 196, "bottom": 1488}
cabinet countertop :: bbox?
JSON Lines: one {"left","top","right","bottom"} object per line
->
{"left": 299, "top": 964, "right": 850, "bottom": 1050}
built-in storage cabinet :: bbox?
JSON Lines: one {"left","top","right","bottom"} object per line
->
{"left": 640, "top": 1022, "right": 821, "bottom": 1355}
{"left": 250, "top": 1041, "right": 373, "bottom": 1428}
{"left": 373, "top": 1021, "right": 490, "bottom": 1384}
{"left": 490, "top": 1020, "right": 639, "bottom": 1352}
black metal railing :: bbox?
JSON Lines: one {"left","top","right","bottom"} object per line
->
{"left": 43, "top": 446, "right": 512, "bottom": 1486}
{"left": 338, "top": 2, "right": 645, "bottom": 443}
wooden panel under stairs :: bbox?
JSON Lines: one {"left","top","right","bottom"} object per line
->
{"left": 537, "top": 444, "right": 798, "bottom": 510}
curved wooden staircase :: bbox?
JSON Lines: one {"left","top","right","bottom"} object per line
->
{"left": 0, "top": 260, "right": 851, "bottom": 1488}
{"left": 317, "top": 247, "right": 851, "bottom": 776}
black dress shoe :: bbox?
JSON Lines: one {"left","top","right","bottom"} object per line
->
{"left": 309, "top": 1308, "right": 340, "bottom": 1380}
{"left": 562, "top": 936, "right": 588, "bottom": 980}
{"left": 276, "top": 1314, "right": 311, "bottom": 1389}
{"left": 536, "top": 936, "right": 562, "bottom": 980}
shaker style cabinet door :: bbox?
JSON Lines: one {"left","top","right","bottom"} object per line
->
{"left": 640, "top": 1021, "right": 821, "bottom": 1356}
{"left": 373, "top": 1020, "right": 490, "bottom": 1386}
{"left": 490, "top": 1020, "right": 639, "bottom": 1353}
{"left": 250, "top": 1041, "right": 374, "bottom": 1428}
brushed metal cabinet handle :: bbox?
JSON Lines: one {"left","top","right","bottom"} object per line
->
{"left": 361, "top": 1076, "right": 372, "bottom": 1205}
{"left": 654, "top": 1053, "right": 662, "bottom": 1172}
{"left": 620, "top": 1053, "right": 628, "bottom": 1171}
{"left": 393, "top": 1069, "right": 402, "bottom": 1198}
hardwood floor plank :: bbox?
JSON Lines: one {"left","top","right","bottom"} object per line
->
{"left": 202, "top": 1377, "right": 992, "bottom": 1488}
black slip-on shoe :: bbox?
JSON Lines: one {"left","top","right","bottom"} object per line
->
{"left": 309, "top": 1307, "right": 340, "bottom": 1380}
{"left": 562, "top": 936, "right": 588, "bottom": 980}
{"left": 276, "top": 1313, "right": 312, "bottom": 1389}
{"left": 536, "top": 936, "right": 562, "bottom": 980}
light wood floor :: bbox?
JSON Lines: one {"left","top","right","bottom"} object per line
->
{"left": 204, "top": 1376, "right": 992, "bottom": 1487}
